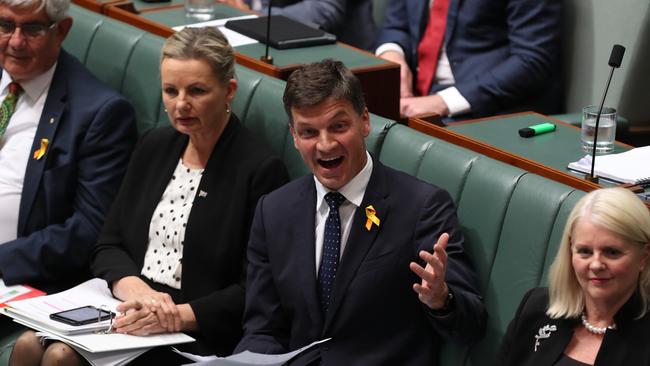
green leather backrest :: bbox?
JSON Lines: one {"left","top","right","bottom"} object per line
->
{"left": 377, "top": 124, "right": 586, "bottom": 366}
{"left": 64, "top": 4, "right": 274, "bottom": 135}
{"left": 122, "top": 33, "right": 167, "bottom": 132}
{"left": 64, "top": 6, "right": 103, "bottom": 64}
{"left": 242, "top": 73, "right": 395, "bottom": 180}
{"left": 540, "top": 190, "right": 585, "bottom": 285}
{"left": 233, "top": 65, "right": 264, "bottom": 123}
{"left": 84, "top": 21, "right": 144, "bottom": 92}
{"left": 65, "top": 5, "right": 167, "bottom": 133}
{"left": 62, "top": 8, "right": 592, "bottom": 364}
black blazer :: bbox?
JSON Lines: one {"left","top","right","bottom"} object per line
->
{"left": 236, "top": 157, "right": 485, "bottom": 365}
{"left": 91, "top": 115, "right": 289, "bottom": 355}
{"left": 498, "top": 288, "right": 650, "bottom": 365}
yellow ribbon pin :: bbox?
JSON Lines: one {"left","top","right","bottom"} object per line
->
{"left": 33, "top": 138, "right": 49, "bottom": 160}
{"left": 365, "top": 205, "right": 380, "bottom": 231}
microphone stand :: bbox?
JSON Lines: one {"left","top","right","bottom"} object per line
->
{"left": 584, "top": 71, "right": 613, "bottom": 183}
{"left": 585, "top": 44, "right": 625, "bottom": 184}
{"left": 260, "top": 0, "right": 273, "bottom": 64}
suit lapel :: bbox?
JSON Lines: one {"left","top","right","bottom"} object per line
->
{"left": 414, "top": 0, "right": 428, "bottom": 40}
{"left": 323, "top": 160, "right": 390, "bottom": 332}
{"left": 293, "top": 178, "right": 324, "bottom": 327}
{"left": 134, "top": 133, "right": 188, "bottom": 260}
{"left": 18, "top": 67, "right": 65, "bottom": 235}
{"left": 445, "top": 0, "right": 461, "bottom": 45}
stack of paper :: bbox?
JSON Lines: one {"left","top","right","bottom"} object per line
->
{"left": 0, "top": 279, "right": 45, "bottom": 307}
{"left": 173, "top": 15, "right": 259, "bottom": 47}
{"left": 1, "top": 278, "right": 195, "bottom": 366}
{"left": 179, "top": 338, "right": 331, "bottom": 366}
{"left": 567, "top": 145, "right": 650, "bottom": 184}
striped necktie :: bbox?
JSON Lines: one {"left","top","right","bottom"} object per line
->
{"left": 0, "top": 82, "right": 22, "bottom": 139}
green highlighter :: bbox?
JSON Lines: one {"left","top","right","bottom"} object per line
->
{"left": 518, "top": 122, "right": 556, "bottom": 138}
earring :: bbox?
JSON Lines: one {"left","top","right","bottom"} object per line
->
{"left": 226, "top": 104, "right": 231, "bottom": 114}
{"left": 164, "top": 108, "right": 168, "bottom": 112}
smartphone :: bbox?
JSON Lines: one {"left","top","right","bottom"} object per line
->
{"left": 49, "top": 305, "right": 114, "bottom": 326}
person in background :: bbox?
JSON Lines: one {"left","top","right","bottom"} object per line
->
{"left": 0, "top": 0, "right": 136, "bottom": 360}
{"left": 498, "top": 187, "right": 650, "bottom": 365}
{"left": 376, "top": 0, "right": 563, "bottom": 120}
{"left": 9, "top": 26, "right": 289, "bottom": 365}
{"left": 235, "top": 59, "right": 485, "bottom": 364}
{"left": 218, "top": 0, "right": 376, "bottom": 50}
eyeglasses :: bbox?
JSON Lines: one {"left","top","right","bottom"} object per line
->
{"left": 0, "top": 20, "right": 57, "bottom": 39}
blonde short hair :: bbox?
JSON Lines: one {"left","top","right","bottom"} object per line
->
{"left": 547, "top": 187, "right": 650, "bottom": 319}
{"left": 161, "top": 27, "right": 235, "bottom": 83}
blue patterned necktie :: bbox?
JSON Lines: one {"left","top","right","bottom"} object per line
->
{"left": 0, "top": 82, "right": 22, "bottom": 139}
{"left": 318, "top": 191, "right": 346, "bottom": 315}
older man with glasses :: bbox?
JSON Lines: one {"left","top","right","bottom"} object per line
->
{"left": 0, "top": 0, "right": 136, "bottom": 360}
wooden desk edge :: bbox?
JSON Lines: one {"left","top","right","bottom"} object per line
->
{"left": 105, "top": 4, "right": 175, "bottom": 37}
{"left": 73, "top": 0, "right": 115, "bottom": 13}
{"left": 407, "top": 116, "right": 602, "bottom": 192}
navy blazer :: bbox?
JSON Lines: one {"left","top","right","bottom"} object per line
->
{"left": 498, "top": 288, "right": 650, "bottom": 365}
{"left": 92, "top": 116, "right": 289, "bottom": 355}
{"left": 237, "top": 157, "right": 485, "bottom": 365}
{"left": 0, "top": 51, "right": 136, "bottom": 292}
{"left": 260, "top": 0, "right": 376, "bottom": 50}
{"left": 376, "top": 0, "right": 563, "bottom": 117}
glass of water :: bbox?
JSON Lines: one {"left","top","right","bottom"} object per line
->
{"left": 185, "top": 0, "right": 215, "bottom": 21}
{"left": 581, "top": 105, "right": 617, "bottom": 154}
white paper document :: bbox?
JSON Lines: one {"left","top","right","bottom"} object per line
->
{"left": 173, "top": 15, "right": 259, "bottom": 47}
{"left": 2, "top": 278, "right": 195, "bottom": 366}
{"left": 567, "top": 145, "right": 650, "bottom": 183}
{"left": 0, "top": 279, "right": 32, "bottom": 304}
{"left": 36, "top": 331, "right": 147, "bottom": 366}
{"left": 182, "top": 338, "right": 331, "bottom": 366}
{"left": 3, "top": 278, "right": 118, "bottom": 335}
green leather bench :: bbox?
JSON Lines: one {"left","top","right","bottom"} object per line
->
{"left": 53, "top": 5, "right": 589, "bottom": 365}
{"left": 240, "top": 86, "right": 586, "bottom": 364}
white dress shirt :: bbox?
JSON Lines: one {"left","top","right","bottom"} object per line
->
{"left": 314, "top": 151, "right": 373, "bottom": 275}
{"left": 0, "top": 66, "right": 56, "bottom": 244}
{"left": 141, "top": 159, "right": 204, "bottom": 289}
{"left": 375, "top": 0, "right": 471, "bottom": 116}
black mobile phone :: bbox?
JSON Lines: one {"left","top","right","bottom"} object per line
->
{"left": 49, "top": 305, "right": 114, "bottom": 326}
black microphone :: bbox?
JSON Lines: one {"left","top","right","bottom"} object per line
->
{"left": 260, "top": 0, "right": 273, "bottom": 65}
{"left": 585, "top": 44, "right": 625, "bottom": 183}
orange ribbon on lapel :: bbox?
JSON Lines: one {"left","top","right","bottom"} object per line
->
{"left": 365, "top": 205, "right": 380, "bottom": 231}
{"left": 33, "top": 138, "right": 49, "bottom": 160}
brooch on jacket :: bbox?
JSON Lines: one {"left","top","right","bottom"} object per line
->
{"left": 534, "top": 324, "right": 557, "bottom": 352}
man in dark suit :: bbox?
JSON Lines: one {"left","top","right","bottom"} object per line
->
{"left": 376, "top": 0, "right": 562, "bottom": 119}
{"left": 218, "top": 0, "right": 376, "bottom": 50}
{"left": 236, "top": 59, "right": 485, "bottom": 364}
{"left": 0, "top": 0, "right": 136, "bottom": 293}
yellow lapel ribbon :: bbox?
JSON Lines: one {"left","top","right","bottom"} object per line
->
{"left": 33, "top": 138, "right": 49, "bottom": 160}
{"left": 365, "top": 205, "right": 380, "bottom": 231}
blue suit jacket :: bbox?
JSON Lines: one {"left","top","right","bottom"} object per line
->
{"left": 376, "top": 0, "right": 563, "bottom": 117}
{"left": 260, "top": 0, "right": 376, "bottom": 50}
{"left": 0, "top": 50, "right": 137, "bottom": 292}
{"left": 236, "top": 157, "right": 485, "bottom": 365}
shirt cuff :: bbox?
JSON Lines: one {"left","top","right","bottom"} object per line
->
{"left": 437, "top": 87, "right": 471, "bottom": 117}
{"left": 375, "top": 43, "right": 405, "bottom": 57}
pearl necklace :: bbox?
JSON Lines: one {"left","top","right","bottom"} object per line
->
{"left": 581, "top": 312, "right": 616, "bottom": 334}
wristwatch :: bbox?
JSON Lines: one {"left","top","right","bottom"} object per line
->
{"left": 429, "top": 289, "right": 454, "bottom": 317}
